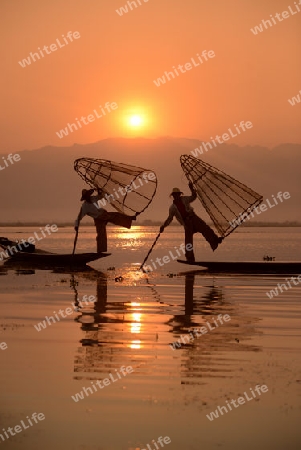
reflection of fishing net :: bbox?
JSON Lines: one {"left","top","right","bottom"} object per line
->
{"left": 180, "top": 155, "right": 263, "bottom": 237}
{"left": 74, "top": 158, "right": 157, "bottom": 215}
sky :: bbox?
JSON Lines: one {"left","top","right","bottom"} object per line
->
{"left": 1, "top": 0, "right": 301, "bottom": 153}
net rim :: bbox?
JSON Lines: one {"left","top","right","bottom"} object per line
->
{"left": 180, "top": 154, "right": 263, "bottom": 237}
{"left": 74, "top": 157, "right": 158, "bottom": 215}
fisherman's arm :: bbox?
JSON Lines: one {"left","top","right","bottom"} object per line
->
{"left": 93, "top": 188, "right": 105, "bottom": 202}
{"left": 187, "top": 181, "right": 197, "bottom": 202}
{"left": 160, "top": 207, "right": 175, "bottom": 232}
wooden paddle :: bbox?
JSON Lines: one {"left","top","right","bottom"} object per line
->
{"left": 139, "top": 228, "right": 162, "bottom": 270}
{"left": 72, "top": 228, "right": 79, "bottom": 255}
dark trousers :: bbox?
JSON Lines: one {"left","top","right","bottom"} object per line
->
{"left": 94, "top": 212, "right": 132, "bottom": 253}
{"left": 184, "top": 213, "right": 219, "bottom": 259}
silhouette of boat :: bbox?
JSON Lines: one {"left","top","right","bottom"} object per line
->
{"left": 177, "top": 260, "right": 301, "bottom": 274}
{"left": 0, "top": 237, "right": 110, "bottom": 268}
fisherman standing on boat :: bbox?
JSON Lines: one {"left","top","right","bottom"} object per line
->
{"left": 75, "top": 188, "right": 136, "bottom": 253}
{"left": 160, "top": 182, "right": 223, "bottom": 262}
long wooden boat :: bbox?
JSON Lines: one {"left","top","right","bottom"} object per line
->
{"left": 177, "top": 260, "right": 301, "bottom": 274}
{"left": 0, "top": 237, "right": 110, "bottom": 268}
{"left": 6, "top": 250, "right": 110, "bottom": 265}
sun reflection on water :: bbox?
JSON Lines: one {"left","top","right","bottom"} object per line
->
{"left": 130, "top": 340, "right": 141, "bottom": 349}
{"left": 127, "top": 302, "right": 143, "bottom": 348}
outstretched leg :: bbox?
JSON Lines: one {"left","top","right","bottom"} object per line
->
{"left": 100, "top": 211, "right": 133, "bottom": 229}
{"left": 191, "top": 213, "right": 222, "bottom": 251}
{"left": 94, "top": 212, "right": 134, "bottom": 253}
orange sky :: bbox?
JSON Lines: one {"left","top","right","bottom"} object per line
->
{"left": 1, "top": 0, "right": 300, "bottom": 152}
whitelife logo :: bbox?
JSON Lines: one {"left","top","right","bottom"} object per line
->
{"left": 170, "top": 314, "right": 231, "bottom": 350}
{"left": 191, "top": 121, "right": 253, "bottom": 157}
{"left": 142, "top": 244, "right": 193, "bottom": 274}
{"left": 93, "top": 172, "right": 156, "bottom": 209}
{"left": 140, "top": 436, "right": 171, "bottom": 450}
{"left": 0, "top": 342, "right": 8, "bottom": 351}
{"left": 71, "top": 366, "right": 134, "bottom": 402}
{"left": 288, "top": 89, "right": 301, "bottom": 106}
{"left": 266, "top": 275, "right": 301, "bottom": 299}
{"left": 0, "top": 153, "right": 21, "bottom": 171}
{"left": 206, "top": 385, "right": 268, "bottom": 421}
{"left": 153, "top": 51, "right": 215, "bottom": 87}
{"left": 116, "top": 0, "right": 150, "bottom": 16}
{"left": 55, "top": 102, "right": 118, "bottom": 139}
{"left": 0, "top": 224, "right": 58, "bottom": 261}
{"left": 0, "top": 412, "right": 45, "bottom": 443}
{"left": 229, "top": 191, "right": 291, "bottom": 228}
{"left": 250, "top": 1, "right": 301, "bottom": 35}
{"left": 34, "top": 295, "right": 96, "bottom": 331}
{"left": 18, "top": 31, "right": 81, "bottom": 68}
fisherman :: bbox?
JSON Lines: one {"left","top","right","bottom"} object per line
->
{"left": 160, "top": 182, "right": 223, "bottom": 262}
{"left": 75, "top": 188, "right": 136, "bottom": 253}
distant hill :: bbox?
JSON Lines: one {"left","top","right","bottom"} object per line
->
{"left": 0, "top": 138, "right": 300, "bottom": 223}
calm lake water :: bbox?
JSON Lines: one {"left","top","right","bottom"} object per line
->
{"left": 0, "top": 226, "right": 301, "bottom": 449}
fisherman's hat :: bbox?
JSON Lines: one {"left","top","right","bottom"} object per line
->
{"left": 170, "top": 187, "right": 183, "bottom": 195}
{"left": 80, "top": 188, "right": 94, "bottom": 201}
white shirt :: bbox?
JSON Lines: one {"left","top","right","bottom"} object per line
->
{"left": 75, "top": 195, "right": 106, "bottom": 227}
{"left": 164, "top": 192, "right": 197, "bottom": 227}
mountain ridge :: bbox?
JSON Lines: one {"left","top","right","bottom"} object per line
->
{"left": 1, "top": 137, "right": 300, "bottom": 222}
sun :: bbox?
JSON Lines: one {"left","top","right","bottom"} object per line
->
{"left": 120, "top": 106, "right": 152, "bottom": 135}
{"left": 129, "top": 115, "right": 143, "bottom": 127}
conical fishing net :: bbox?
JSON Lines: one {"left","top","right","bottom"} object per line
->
{"left": 74, "top": 158, "right": 157, "bottom": 215}
{"left": 180, "top": 155, "right": 263, "bottom": 237}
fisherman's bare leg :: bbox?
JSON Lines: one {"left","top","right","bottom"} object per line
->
{"left": 94, "top": 219, "right": 108, "bottom": 253}
{"left": 101, "top": 211, "right": 133, "bottom": 229}
{"left": 184, "top": 219, "right": 195, "bottom": 261}
{"left": 94, "top": 211, "right": 133, "bottom": 252}
{"left": 191, "top": 214, "right": 221, "bottom": 251}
